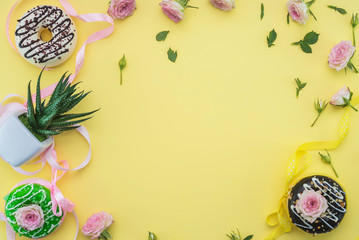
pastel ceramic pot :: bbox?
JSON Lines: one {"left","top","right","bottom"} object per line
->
{"left": 0, "top": 112, "right": 52, "bottom": 167}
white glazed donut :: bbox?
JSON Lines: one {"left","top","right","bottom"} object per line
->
{"left": 15, "top": 5, "right": 77, "bottom": 68}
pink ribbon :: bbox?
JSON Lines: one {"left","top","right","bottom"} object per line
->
{"left": 0, "top": 212, "right": 16, "bottom": 240}
{"left": 0, "top": 161, "right": 79, "bottom": 239}
{"left": 0, "top": 94, "right": 92, "bottom": 175}
{"left": 6, "top": 0, "right": 115, "bottom": 101}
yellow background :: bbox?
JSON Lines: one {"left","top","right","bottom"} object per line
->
{"left": 0, "top": 0, "right": 359, "bottom": 239}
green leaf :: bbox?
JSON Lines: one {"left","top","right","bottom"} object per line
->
{"left": 267, "top": 29, "right": 277, "bottom": 47}
{"left": 299, "top": 42, "right": 312, "bottom": 53}
{"left": 260, "top": 3, "right": 264, "bottom": 20}
{"left": 27, "top": 81, "right": 37, "bottom": 129}
{"left": 287, "top": 13, "right": 290, "bottom": 24}
{"left": 244, "top": 235, "right": 254, "bottom": 240}
{"left": 167, "top": 48, "right": 178, "bottom": 63}
{"left": 48, "top": 72, "right": 67, "bottom": 104}
{"left": 49, "top": 117, "right": 92, "bottom": 128}
{"left": 156, "top": 31, "right": 170, "bottom": 41}
{"left": 100, "top": 229, "right": 112, "bottom": 239}
{"left": 35, "top": 68, "right": 45, "bottom": 116}
{"left": 327, "top": 5, "right": 347, "bottom": 15}
{"left": 306, "top": 0, "right": 315, "bottom": 8}
{"left": 303, "top": 31, "right": 319, "bottom": 45}
{"left": 36, "top": 129, "right": 61, "bottom": 136}
{"left": 53, "top": 109, "right": 100, "bottom": 122}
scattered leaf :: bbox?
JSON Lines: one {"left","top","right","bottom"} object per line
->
{"left": 244, "top": 235, "right": 254, "bottom": 240}
{"left": 327, "top": 5, "right": 347, "bottom": 15}
{"left": 303, "top": 31, "right": 319, "bottom": 44}
{"left": 300, "top": 42, "right": 312, "bottom": 53}
{"left": 167, "top": 48, "right": 178, "bottom": 63}
{"left": 156, "top": 31, "right": 170, "bottom": 41}
{"left": 267, "top": 29, "right": 277, "bottom": 47}
{"left": 260, "top": 3, "right": 264, "bottom": 20}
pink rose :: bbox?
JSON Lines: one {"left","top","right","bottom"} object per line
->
{"left": 82, "top": 211, "right": 114, "bottom": 239}
{"left": 159, "top": 0, "right": 185, "bottom": 23}
{"left": 287, "top": 0, "right": 309, "bottom": 24}
{"left": 210, "top": 0, "right": 235, "bottom": 11}
{"left": 295, "top": 189, "right": 328, "bottom": 223}
{"left": 328, "top": 41, "right": 356, "bottom": 71}
{"left": 14, "top": 205, "right": 44, "bottom": 231}
{"left": 107, "top": 0, "right": 136, "bottom": 20}
{"left": 330, "top": 86, "right": 352, "bottom": 106}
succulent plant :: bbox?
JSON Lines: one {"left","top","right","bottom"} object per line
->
{"left": 21, "top": 69, "right": 98, "bottom": 142}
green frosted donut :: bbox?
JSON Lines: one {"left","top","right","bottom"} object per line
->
{"left": 4, "top": 183, "right": 63, "bottom": 239}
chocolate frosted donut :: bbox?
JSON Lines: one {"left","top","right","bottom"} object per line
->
{"left": 287, "top": 175, "right": 347, "bottom": 235}
{"left": 15, "top": 5, "right": 77, "bottom": 67}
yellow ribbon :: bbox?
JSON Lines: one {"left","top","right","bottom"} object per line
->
{"left": 265, "top": 96, "right": 359, "bottom": 240}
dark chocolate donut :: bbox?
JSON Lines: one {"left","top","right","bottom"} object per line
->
{"left": 287, "top": 175, "right": 346, "bottom": 235}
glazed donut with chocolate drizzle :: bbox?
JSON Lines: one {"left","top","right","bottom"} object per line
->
{"left": 287, "top": 175, "right": 347, "bottom": 235}
{"left": 15, "top": 5, "right": 77, "bottom": 67}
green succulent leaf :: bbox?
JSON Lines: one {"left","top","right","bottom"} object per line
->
{"left": 35, "top": 68, "right": 45, "bottom": 116}
{"left": 49, "top": 117, "right": 92, "bottom": 128}
{"left": 35, "top": 129, "right": 61, "bottom": 136}
{"left": 260, "top": 3, "right": 264, "bottom": 20}
{"left": 27, "top": 81, "right": 37, "bottom": 129}
{"left": 53, "top": 109, "right": 100, "bottom": 122}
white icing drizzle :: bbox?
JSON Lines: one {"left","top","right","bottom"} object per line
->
{"left": 327, "top": 211, "right": 339, "bottom": 223}
{"left": 320, "top": 218, "right": 334, "bottom": 230}
{"left": 311, "top": 177, "right": 346, "bottom": 213}
{"left": 290, "top": 205, "right": 314, "bottom": 230}
{"left": 5, "top": 184, "right": 46, "bottom": 211}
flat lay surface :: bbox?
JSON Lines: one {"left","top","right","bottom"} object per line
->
{"left": 0, "top": 0, "right": 359, "bottom": 239}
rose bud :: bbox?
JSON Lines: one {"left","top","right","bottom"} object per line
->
{"left": 330, "top": 86, "right": 358, "bottom": 112}
{"left": 210, "top": 0, "right": 235, "bottom": 11}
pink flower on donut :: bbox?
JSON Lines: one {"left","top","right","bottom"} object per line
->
{"left": 328, "top": 41, "right": 356, "bottom": 71}
{"left": 107, "top": 0, "right": 136, "bottom": 20}
{"left": 14, "top": 205, "right": 44, "bottom": 231}
{"left": 82, "top": 211, "right": 114, "bottom": 239}
{"left": 159, "top": 0, "right": 185, "bottom": 23}
{"left": 287, "top": 0, "right": 309, "bottom": 24}
{"left": 295, "top": 189, "right": 328, "bottom": 223}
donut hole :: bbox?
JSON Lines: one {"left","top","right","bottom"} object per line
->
{"left": 38, "top": 28, "right": 52, "bottom": 42}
